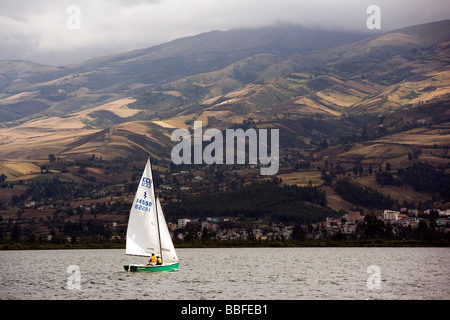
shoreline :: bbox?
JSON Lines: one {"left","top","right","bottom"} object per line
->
{"left": 1, "top": 238, "right": 449, "bottom": 250}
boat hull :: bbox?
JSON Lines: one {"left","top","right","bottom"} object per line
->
{"left": 124, "top": 262, "right": 179, "bottom": 272}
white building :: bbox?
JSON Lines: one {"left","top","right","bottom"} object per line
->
{"left": 178, "top": 218, "right": 190, "bottom": 228}
{"left": 383, "top": 210, "right": 400, "bottom": 221}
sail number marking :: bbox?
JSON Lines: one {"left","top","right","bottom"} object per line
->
{"left": 141, "top": 177, "right": 152, "bottom": 188}
{"left": 135, "top": 197, "right": 152, "bottom": 212}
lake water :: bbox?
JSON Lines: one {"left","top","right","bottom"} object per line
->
{"left": 0, "top": 247, "right": 449, "bottom": 300}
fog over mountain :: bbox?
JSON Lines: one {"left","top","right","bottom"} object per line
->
{"left": 1, "top": 0, "right": 449, "bottom": 65}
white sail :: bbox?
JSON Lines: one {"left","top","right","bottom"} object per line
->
{"left": 126, "top": 159, "right": 160, "bottom": 257}
{"left": 157, "top": 198, "right": 179, "bottom": 263}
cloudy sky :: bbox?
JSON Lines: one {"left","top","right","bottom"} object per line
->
{"left": 1, "top": 0, "right": 449, "bottom": 66}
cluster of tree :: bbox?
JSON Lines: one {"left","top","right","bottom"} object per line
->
{"left": 165, "top": 178, "right": 336, "bottom": 224}
{"left": 372, "top": 161, "right": 450, "bottom": 201}
{"left": 46, "top": 154, "right": 129, "bottom": 171}
{"left": 11, "top": 176, "right": 101, "bottom": 205}
{"left": 375, "top": 171, "right": 402, "bottom": 186}
{"left": 397, "top": 162, "right": 450, "bottom": 198}
{"left": 9, "top": 155, "right": 144, "bottom": 206}
{"left": 357, "top": 213, "right": 448, "bottom": 242}
{"left": 1, "top": 220, "right": 121, "bottom": 246}
{"left": 62, "top": 220, "right": 117, "bottom": 243}
{"left": 37, "top": 85, "right": 68, "bottom": 101}
{"left": 1, "top": 200, "right": 130, "bottom": 245}
{"left": 0, "top": 174, "right": 8, "bottom": 189}
{"left": 333, "top": 179, "right": 396, "bottom": 209}
{"left": 130, "top": 89, "right": 186, "bottom": 112}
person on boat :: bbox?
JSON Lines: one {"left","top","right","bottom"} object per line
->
{"left": 156, "top": 256, "right": 163, "bottom": 265}
{"left": 148, "top": 253, "right": 157, "bottom": 266}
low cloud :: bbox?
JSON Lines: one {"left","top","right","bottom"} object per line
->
{"left": 1, "top": 0, "right": 449, "bottom": 65}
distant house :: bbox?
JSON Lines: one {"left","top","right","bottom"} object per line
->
{"left": 24, "top": 201, "right": 36, "bottom": 208}
{"left": 345, "top": 211, "right": 363, "bottom": 222}
{"left": 201, "top": 221, "right": 211, "bottom": 230}
{"left": 167, "top": 222, "right": 177, "bottom": 232}
{"left": 178, "top": 218, "right": 190, "bottom": 229}
{"left": 383, "top": 210, "right": 400, "bottom": 221}
{"left": 436, "top": 218, "right": 450, "bottom": 226}
{"left": 396, "top": 214, "right": 410, "bottom": 227}
{"left": 343, "top": 222, "right": 357, "bottom": 234}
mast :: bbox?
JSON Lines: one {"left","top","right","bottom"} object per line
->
{"left": 150, "top": 158, "right": 163, "bottom": 262}
{"left": 155, "top": 197, "right": 163, "bottom": 262}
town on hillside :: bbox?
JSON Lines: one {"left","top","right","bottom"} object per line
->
{"left": 172, "top": 208, "right": 450, "bottom": 243}
{"left": 1, "top": 157, "right": 449, "bottom": 246}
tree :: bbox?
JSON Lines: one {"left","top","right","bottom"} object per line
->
{"left": 361, "top": 124, "right": 368, "bottom": 140}
{"left": 70, "top": 232, "right": 77, "bottom": 244}
{"left": 246, "top": 225, "right": 255, "bottom": 241}
{"left": 11, "top": 223, "right": 21, "bottom": 242}
{"left": 48, "top": 153, "right": 56, "bottom": 163}
{"left": 334, "top": 179, "right": 395, "bottom": 209}
{"left": 385, "top": 162, "right": 391, "bottom": 171}
{"left": 361, "top": 213, "right": 386, "bottom": 238}
{"left": 24, "top": 227, "right": 37, "bottom": 244}
{"left": 201, "top": 227, "right": 209, "bottom": 243}
{"left": 408, "top": 152, "right": 413, "bottom": 161}
{"left": 334, "top": 230, "right": 345, "bottom": 240}
{"left": 416, "top": 220, "right": 428, "bottom": 240}
{"left": 335, "top": 163, "right": 345, "bottom": 176}
{"left": 291, "top": 225, "right": 305, "bottom": 241}
{"left": 78, "top": 166, "right": 87, "bottom": 174}
{"left": 321, "top": 170, "right": 335, "bottom": 186}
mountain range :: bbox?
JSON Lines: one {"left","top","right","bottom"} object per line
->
{"left": 0, "top": 20, "right": 449, "bottom": 213}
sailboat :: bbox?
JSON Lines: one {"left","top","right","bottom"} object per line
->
{"left": 124, "top": 158, "right": 179, "bottom": 272}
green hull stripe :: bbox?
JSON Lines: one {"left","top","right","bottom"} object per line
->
{"left": 124, "top": 263, "right": 179, "bottom": 272}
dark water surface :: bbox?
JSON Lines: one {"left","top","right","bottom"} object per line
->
{"left": 1, "top": 247, "right": 448, "bottom": 300}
